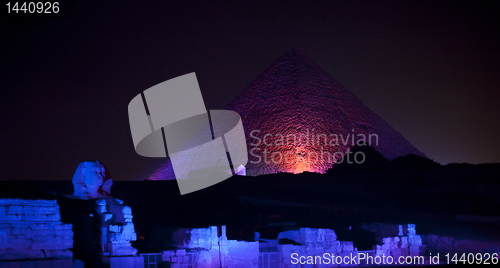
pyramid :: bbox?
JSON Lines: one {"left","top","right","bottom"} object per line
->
{"left": 148, "top": 49, "right": 425, "bottom": 180}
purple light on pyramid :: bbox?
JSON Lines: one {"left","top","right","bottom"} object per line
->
{"left": 149, "top": 50, "right": 425, "bottom": 180}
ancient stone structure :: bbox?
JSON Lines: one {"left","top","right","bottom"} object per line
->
{"left": 149, "top": 49, "right": 425, "bottom": 179}
{"left": 165, "top": 226, "right": 259, "bottom": 268}
{"left": 71, "top": 161, "right": 138, "bottom": 258}
{"left": 277, "top": 228, "right": 357, "bottom": 267}
{"left": 375, "top": 223, "right": 425, "bottom": 258}
{"left": 0, "top": 199, "right": 73, "bottom": 261}
{"left": 96, "top": 198, "right": 138, "bottom": 256}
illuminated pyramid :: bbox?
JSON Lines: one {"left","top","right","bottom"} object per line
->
{"left": 148, "top": 49, "right": 425, "bottom": 179}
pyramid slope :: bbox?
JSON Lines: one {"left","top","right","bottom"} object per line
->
{"left": 148, "top": 49, "right": 425, "bottom": 180}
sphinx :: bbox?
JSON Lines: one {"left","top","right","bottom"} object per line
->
{"left": 71, "top": 161, "right": 138, "bottom": 256}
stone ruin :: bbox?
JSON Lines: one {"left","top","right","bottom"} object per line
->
{"left": 374, "top": 223, "right": 426, "bottom": 259}
{"left": 159, "top": 226, "right": 358, "bottom": 267}
{"left": 0, "top": 199, "right": 73, "bottom": 264}
{"left": 278, "top": 228, "right": 357, "bottom": 267}
{"left": 96, "top": 198, "right": 138, "bottom": 256}
{"left": 0, "top": 160, "right": 140, "bottom": 267}
{"left": 165, "top": 226, "right": 259, "bottom": 268}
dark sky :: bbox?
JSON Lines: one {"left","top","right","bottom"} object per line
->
{"left": 1, "top": 0, "right": 499, "bottom": 181}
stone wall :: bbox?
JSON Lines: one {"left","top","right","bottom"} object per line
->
{"left": 224, "top": 240, "right": 259, "bottom": 267}
{"left": 278, "top": 228, "right": 358, "bottom": 267}
{"left": 374, "top": 224, "right": 426, "bottom": 259}
{"left": 0, "top": 199, "right": 73, "bottom": 261}
{"left": 165, "top": 226, "right": 259, "bottom": 268}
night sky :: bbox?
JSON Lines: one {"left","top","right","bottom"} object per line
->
{"left": 1, "top": 0, "right": 499, "bottom": 182}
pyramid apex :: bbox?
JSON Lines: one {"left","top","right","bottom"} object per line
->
{"left": 280, "top": 48, "right": 308, "bottom": 59}
{"left": 284, "top": 48, "right": 303, "bottom": 54}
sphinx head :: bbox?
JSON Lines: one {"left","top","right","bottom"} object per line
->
{"left": 72, "top": 160, "right": 113, "bottom": 199}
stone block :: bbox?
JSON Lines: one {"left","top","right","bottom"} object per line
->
{"left": 2, "top": 214, "right": 22, "bottom": 221}
{"left": 0, "top": 223, "right": 11, "bottom": 228}
{"left": 6, "top": 206, "right": 23, "bottom": 215}
{"left": 374, "top": 245, "right": 384, "bottom": 256}
{"left": 408, "top": 234, "right": 422, "bottom": 246}
{"left": 282, "top": 257, "right": 293, "bottom": 265}
{"left": 317, "top": 228, "right": 334, "bottom": 242}
{"left": 407, "top": 224, "right": 416, "bottom": 236}
{"left": 302, "top": 228, "right": 318, "bottom": 242}
{"left": 181, "top": 227, "right": 215, "bottom": 250}
{"left": 7, "top": 236, "right": 34, "bottom": 249}
{"left": 43, "top": 249, "right": 73, "bottom": 259}
{"left": 0, "top": 248, "right": 44, "bottom": 260}
{"left": 53, "top": 224, "right": 73, "bottom": 239}
{"left": 109, "top": 242, "right": 138, "bottom": 256}
{"left": 305, "top": 247, "right": 324, "bottom": 256}
{"left": 110, "top": 256, "right": 144, "bottom": 268}
{"left": 279, "top": 244, "right": 298, "bottom": 256}
{"left": 340, "top": 241, "right": 353, "bottom": 252}
{"left": 31, "top": 237, "right": 73, "bottom": 250}
{"left": 418, "top": 245, "right": 427, "bottom": 256}
{"left": 225, "top": 240, "right": 259, "bottom": 267}
{"left": 391, "top": 248, "right": 403, "bottom": 259}
{"left": 33, "top": 206, "right": 60, "bottom": 217}
{"left": 381, "top": 242, "right": 389, "bottom": 251}
{"left": 409, "top": 245, "right": 420, "bottom": 256}
{"left": 22, "top": 206, "right": 35, "bottom": 215}
{"left": 324, "top": 240, "right": 340, "bottom": 250}
{"left": 109, "top": 225, "right": 120, "bottom": 233}
{"left": 103, "top": 213, "right": 113, "bottom": 222}
{"left": 279, "top": 228, "right": 337, "bottom": 245}
{"left": 30, "top": 224, "right": 53, "bottom": 236}
{"left": 11, "top": 226, "right": 23, "bottom": 236}
{"left": 401, "top": 236, "right": 408, "bottom": 248}
{"left": 120, "top": 223, "right": 137, "bottom": 241}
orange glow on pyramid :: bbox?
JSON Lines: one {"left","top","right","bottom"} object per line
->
{"left": 148, "top": 50, "right": 425, "bottom": 180}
